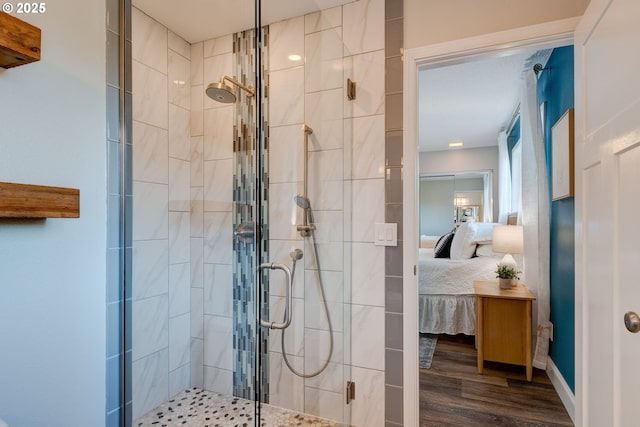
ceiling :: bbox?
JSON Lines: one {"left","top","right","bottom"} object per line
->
{"left": 132, "top": 0, "right": 357, "bottom": 44}
{"left": 419, "top": 48, "right": 551, "bottom": 152}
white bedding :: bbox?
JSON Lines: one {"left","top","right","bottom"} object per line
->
{"left": 418, "top": 248, "right": 501, "bottom": 295}
{"left": 418, "top": 247, "right": 502, "bottom": 335}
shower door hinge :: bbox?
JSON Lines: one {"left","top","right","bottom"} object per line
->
{"left": 346, "top": 381, "right": 356, "bottom": 404}
{"left": 347, "top": 78, "right": 356, "bottom": 100}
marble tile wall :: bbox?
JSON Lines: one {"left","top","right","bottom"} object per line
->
{"left": 344, "top": 1, "right": 387, "bottom": 426}
{"left": 131, "top": 7, "right": 192, "bottom": 420}
{"left": 190, "top": 32, "right": 235, "bottom": 397}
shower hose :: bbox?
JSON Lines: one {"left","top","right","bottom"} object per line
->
{"left": 280, "top": 228, "right": 333, "bottom": 378}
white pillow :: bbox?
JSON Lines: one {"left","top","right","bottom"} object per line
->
{"left": 473, "top": 222, "right": 498, "bottom": 244}
{"left": 449, "top": 223, "right": 478, "bottom": 259}
{"left": 475, "top": 244, "right": 494, "bottom": 257}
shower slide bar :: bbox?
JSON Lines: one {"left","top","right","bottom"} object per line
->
{"left": 259, "top": 262, "right": 293, "bottom": 330}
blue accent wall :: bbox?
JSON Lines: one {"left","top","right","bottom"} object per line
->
{"left": 537, "top": 46, "right": 575, "bottom": 392}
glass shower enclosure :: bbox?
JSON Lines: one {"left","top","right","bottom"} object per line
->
{"left": 122, "top": 0, "right": 357, "bottom": 425}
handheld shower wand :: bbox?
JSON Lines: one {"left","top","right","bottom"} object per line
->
{"left": 295, "top": 194, "right": 315, "bottom": 236}
{"left": 281, "top": 125, "right": 334, "bottom": 379}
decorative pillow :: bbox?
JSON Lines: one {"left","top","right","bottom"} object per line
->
{"left": 449, "top": 222, "right": 478, "bottom": 259}
{"left": 475, "top": 244, "right": 494, "bottom": 257}
{"left": 434, "top": 232, "right": 455, "bottom": 258}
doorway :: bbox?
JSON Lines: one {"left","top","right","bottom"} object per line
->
{"left": 402, "top": 19, "right": 578, "bottom": 425}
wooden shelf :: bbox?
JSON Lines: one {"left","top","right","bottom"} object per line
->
{"left": 0, "top": 12, "right": 41, "bottom": 69}
{"left": 0, "top": 182, "right": 79, "bottom": 218}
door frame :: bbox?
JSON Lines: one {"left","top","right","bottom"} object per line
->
{"left": 402, "top": 18, "right": 579, "bottom": 426}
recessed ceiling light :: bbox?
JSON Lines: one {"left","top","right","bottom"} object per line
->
{"left": 449, "top": 141, "right": 464, "bottom": 148}
{"left": 288, "top": 54, "right": 302, "bottom": 62}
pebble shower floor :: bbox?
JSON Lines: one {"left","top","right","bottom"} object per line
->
{"left": 134, "top": 388, "right": 346, "bottom": 427}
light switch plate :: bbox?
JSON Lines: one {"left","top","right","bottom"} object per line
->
{"left": 374, "top": 223, "right": 397, "bottom": 246}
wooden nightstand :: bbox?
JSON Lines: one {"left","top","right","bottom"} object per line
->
{"left": 474, "top": 280, "right": 537, "bottom": 381}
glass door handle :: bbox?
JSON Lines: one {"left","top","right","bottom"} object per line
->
{"left": 259, "top": 262, "right": 292, "bottom": 330}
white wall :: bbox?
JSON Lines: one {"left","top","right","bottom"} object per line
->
{"left": 419, "top": 146, "right": 498, "bottom": 175}
{"left": 0, "top": 2, "right": 107, "bottom": 426}
{"left": 404, "top": 0, "right": 590, "bottom": 49}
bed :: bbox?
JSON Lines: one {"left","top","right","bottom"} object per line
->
{"left": 418, "top": 223, "right": 503, "bottom": 335}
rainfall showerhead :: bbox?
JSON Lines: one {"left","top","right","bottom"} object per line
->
{"left": 294, "top": 195, "right": 311, "bottom": 210}
{"left": 205, "top": 76, "right": 255, "bottom": 103}
{"left": 206, "top": 81, "right": 237, "bottom": 103}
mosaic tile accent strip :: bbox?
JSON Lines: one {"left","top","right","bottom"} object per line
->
{"left": 232, "top": 26, "right": 270, "bottom": 402}
{"left": 133, "top": 388, "right": 344, "bottom": 427}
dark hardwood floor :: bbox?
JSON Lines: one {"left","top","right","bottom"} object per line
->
{"left": 420, "top": 334, "right": 574, "bottom": 426}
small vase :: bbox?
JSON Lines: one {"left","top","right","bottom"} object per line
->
{"left": 499, "top": 278, "right": 516, "bottom": 289}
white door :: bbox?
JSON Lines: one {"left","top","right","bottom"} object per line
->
{"left": 575, "top": 0, "right": 640, "bottom": 425}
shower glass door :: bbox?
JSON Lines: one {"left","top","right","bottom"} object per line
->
{"left": 256, "top": 2, "right": 354, "bottom": 425}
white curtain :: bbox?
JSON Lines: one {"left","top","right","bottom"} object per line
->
{"left": 482, "top": 172, "right": 493, "bottom": 222}
{"left": 520, "top": 71, "right": 551, "bottom": 370}
{"left": 511, "top": 142, "right": 522, "bottom": 215}
{"left": 497, "top": 131, "right": 511, "bottom": 224}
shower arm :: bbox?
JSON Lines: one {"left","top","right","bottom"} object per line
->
{"left": 222, "top": 75, "right": 255, "bottom": 97}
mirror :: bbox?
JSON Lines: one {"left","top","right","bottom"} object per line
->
{"left": 419, "top": 170, "right": 492, "bottom": 237}
{"left": 456, "top": 205, "right": 479, "bottom": 223}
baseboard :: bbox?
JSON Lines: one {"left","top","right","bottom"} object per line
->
{"left": 546, "top": 357, "right": 575, "bottom": 424}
